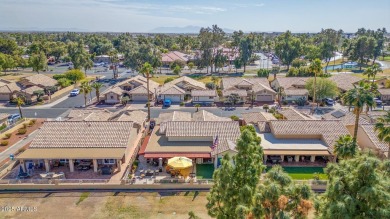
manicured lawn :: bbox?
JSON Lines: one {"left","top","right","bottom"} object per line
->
{"left": 150, "top": 75, "right": 179, "bottom": 85}
{"left": 266, "top": 166, "right": 328, "bottom": 180}
{"left": 196, "top": 164, "right": 214, "bottom": 179}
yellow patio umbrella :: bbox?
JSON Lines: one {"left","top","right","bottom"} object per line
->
{"left": 167, "top": 157, "right": 193, "bottom": 170}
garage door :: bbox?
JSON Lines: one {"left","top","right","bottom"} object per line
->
{"left": 0, "top": 94, "right": 10, "bottom": 101}
{"left": 164, "top": 95, "right": 181, "bottom": 102}
{"left": 131, "top": 94, "right": 148, "bottom": 102}
{"left": 257, "top": 95, "right": 273, "bottom": 101}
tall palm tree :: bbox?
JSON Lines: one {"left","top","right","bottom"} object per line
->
{"left": 91, "top": 82, "right": 105, "bottom": 103}
{"left": 277, "top": 87, "right": 284, "bottom": 107}
{"left": 374, "top": 111, "right": 390, "bottom": 159}
{"left": 369, "top": 63, "right": 383, "bottom": 85}
{"left": 363, "top": 67, "right": 374, "bottom": 82}
{"left": 334, "top": 135, "right": 357, "bottom": 159}
{"left": 309, "top": 58, "right": 322, "bottom": 106}
{"left": 194, "top": 104, "right": 201, "bottom": 112}
{"left": 140, "top": 62, "right": 154, "bottom": 121}
{"left": 16, "top": 96, "right": 25, "bottom": 118}
{"left": 343, "top": 81, "right": 376, "bottom": 144}
{"left": 79, "top": 81, "right": 92, "bottom": 107}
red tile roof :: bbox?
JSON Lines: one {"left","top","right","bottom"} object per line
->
{"left": 144, "top": 153, "right": 211, "bottom": 158}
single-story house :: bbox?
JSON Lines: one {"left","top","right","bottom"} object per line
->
{"left": 242, "top": 112, "right": 276, "bottom": 133}
{"left": 0, "top": 83, "right": 22, "bottom": 101}
{"left": 191, "top": 90, "right": 219, "bottom": 104}
{"left": 259, "top": 120, "right": 350, "bottom": 164}
{"left": 222, "top": 89, "right": 248, "bottom": 103}
{"left": 158, "top": 84, "right": 185, "bottom": 103}
{"left": 283, "top": 89, "right": 309, "bottom": 102}
{"left": 111, "top": 110, "right": 148, "bottom": 129}
{"left": 101, "top": 87, "right": 123, "bottom": 104}
{"left": 357, "top": 124, "right": 389, "bottom": 158}
{"left": 66, "top": 109, "right": 114, "bottom": 121}
{"left": 161, "top": 51, "right": 191, "bottom": 65}
{"left": 221, "top": 78, "right": 275, "bottom": 102}
{"left": 143, "top": 121, "right": 241, "bottom": 168}
{"left": 278, "top": 108, "right": 314, "bottom": 120}
{"left": 322, "top": 109, "right": 369, "bottom": 134}
{"left": 328, "top": 74, "right": 362, "bottom": 93}
{"left": 17, "top": 121, "right": 140, "bottom": 174}
{"left": 378, "top": 89, "right": 390, "bottom": 102}
{"left": 270, "top": 77, "right": 309, "bottom": 91}
{"left": 164, "top": 76, "right": 207, "bottom": 97}
{"left": 192, "top": 110, "right": 231, "bottom": 122}
{"left": 0, "top": 113, "right": 9, "bottom": 127}
{"left": 17, "top": 86, "right": 44, "bottom": 104}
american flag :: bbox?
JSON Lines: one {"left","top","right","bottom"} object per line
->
{"left": 211, "top": 135, "right": 219, "bottom": 151}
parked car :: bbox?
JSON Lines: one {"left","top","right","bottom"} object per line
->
{"left": 323, "top": 98, "right": 334, "bottom": 106}
{"left": 69, "top": 89, "right": 80, "bottom": 97}
{"left": 374, "top": 98, "right": 382, "bottom": 107}
{"left": 163, "top": 99, "right": 171, "bottom": 107}
{"left": 8, "top": 114, "right": 21, "bottom": 122}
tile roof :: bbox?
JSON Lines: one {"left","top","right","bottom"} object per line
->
{"left": 252, "top": 83, "right": 277, "bottom": 94}
{"left": 269, "top": 120, "right": 350, "bottom": 152}
{"left": 257, "top": 122, "right": 271, "bottom": 133}
{"left": 165, "top": 76, "right": 206, "bottom": 90}
{"left": 273, "top": 77, "right": 309, "bottom": 89}
{"left": 114, "top": 110, "right": 147, "bottom": 125}
{"left": 127, "top": 85, "right": 151, "bottom": 95}
{"left": 21, "top": 74, "right": 57, "bottom": 87}
{"left": 360, "top": 124, "right": 389, "bottom": 152}
{"left": 242, "top": 112, "right": 276, "bottom": 124}
{"left": 163, "top": 121, "right": 241, "bottom": 155}
{"left": 103, "top": 86, "right": 123, "bottom": 95}
{"left": 222, "top": 89, "right": 247, "bottom": 97}
{"left": 0, "top": 82, "right": 22, "bottom": 93}
{"left": 161, "top": 51, "right": 191, "bottom": 63}
{"left": 29, "top": 121, "right": 134, "bottom": 148}
{"left": 21, "top": 86, "right": 43, "bottom": 95}
{"left": 67, "top": 109, "right": 113, "bottom": 121}
{"left": 378, "top": 89, "right": 390, "bottom": 95}
{"left": 159, "top": 84, "right": 185, "bottom": 95}
{"left": 222, "top": 77, "right": 271, "bottom": 90}
{"left": 191, "top": 89, "right": 217, "bottom": 97}
{"left": 322, "top": 109, "right": 369, "bottom": 126}
{"left": 329, "top": 74, "right": 362, "bottom": 91}
{"left": 284, "top": 89, "right": 309, "bottom": 96}
{"left": 279, "top": 108, "right": 312, "bottom": 120}
{"left": 192, "top": 110, "right": 232, "bottom": 122}
{"left": 0, "top": 113, "right": 9, "bottom": 121}
{"left": 116, "top": 75, "right": 160, "bottom": 93}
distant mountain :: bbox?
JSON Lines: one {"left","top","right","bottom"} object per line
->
{"left": 150, "top": 25, "right": 235, "bottom": 33}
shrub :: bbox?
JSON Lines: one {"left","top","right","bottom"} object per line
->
{"left": 31, "top": 119, "right": 37, "bottom": 124}
{"left": 206, "top": 82, "right": 216, "bottom": 90}
{"left": 4, "top": 133, "right": 12, "bottom": 139}
{"left": 22, "top": 123, "right": 27, "bottom": 129}
{"left": 263, "top": 104, "right": 269, "bottom": 112}
{"left": 257, "top": 69, "right": 270, "bottom": 77}
{"left": 1, "top": 141, "right": 9, "bottom": 146}
{"left": 180, "top": 102, "right": 184, "bottom": 106}
{"left": 53, "top": 74, "right": 66, "bottom": 80}
{"left": 0, "top": 123, "right": 6, "bottom": 131}
{"left": 163, "top": 77, "right": 174, "bottom": 84}
{"left": 57, "top": 78, "right": 72, "bottom": 88}
{"left": 17, "top": 148, "right": 25, "bottom": 154}
{"left": 230, "top": 115, "right": 239, "bottom": 121}
{"left": 18, "top": 128, "right": 27, "bottom": 135}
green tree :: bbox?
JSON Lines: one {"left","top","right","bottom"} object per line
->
{"left": 374, "top": 111, "right": 390, "bottom": 159}
{"left": 207, "top": 129, "right": 264, "bottom": 218}
{"left": 91, "top": 82, "right": 105, "bottom": 103}
{"left": 363, "top": 63, "right": 383, "bottom": 85}
{"left": 334, "top": 135, "right": 357, "bottom": 159}
{"left": 140, "top": 62, "right": 154, "bottom": 121}
{"left": 319, "top": 29, "right": 342, "bottom": 73}
{"left": 173, "top": 65, "right": 181, "bottom": 75}
{"left": 308, "top": 58, "right": 323, "bottom": 105}
{"left": 350, "top": 36, "right": 376, "bottom": 70}
{"left": 47, "top": 41, "right": 66, "bottom": 62}
{"left": 315, "top": 153, "right": 390, "bottom": 218}
{"left": 163, "top": 77, "right": 175, "bottom": 84}
{"left": 0, "top": 38, "right": 18, "bottom": 55}
{"left": 0, "top": 53, "right": 16, "bottom": 74}
{"left": 82, "top": 53, "right": 94, "bottom": 77}
{"left": 194, "top": 103, "right": 201, "bottom": 112}
{"left": 79, "top": 81, "right": 92, "bottom": 107}
{"left": 33, "top": 90, "right": 45, "bottom": 101}
{"left": 305, "top": 77, "right": 338, "bottom": 105}
{"left": 188, "top": 62, "right": 194, "bottom": 73}
{"left": 342, "top": 81, "right": 376, "bottom": 144}
{"left": 64, "top": 69, "right": 85, "bottom": 84}
{"left": 29, "top": 52, "right": 47, "bottom": 73}
{"left": 252, "top": 165, "right": 313, "bottom": 219}
{"left": 263, "top": 104, "right": 269, "bottom": 112}
{"left": 257, "top": 69, "right": 270, "bottom": 78}
{"left": 233, "top": 58, "right": 242, "bottom": 73}
{"left": 67, "top": 41, "right": 89, "bottom": 70}
{"left": 275, "top": 31, "right": 303, "bottom": 70}
{"left": 57, "top": 78, "right": 71, "bottom": 88}
{"left": 121, "top": 96, "right": 130, "bottom": 105}
{"left": 239, "top": 36, "right": 253, "bottom": 72}
{"left": 226, "top": 93, "right": 241, "bottom": 107}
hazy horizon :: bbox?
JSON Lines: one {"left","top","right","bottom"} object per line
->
{"left": 0, "top": 0, "right": 389, "bottom": 33}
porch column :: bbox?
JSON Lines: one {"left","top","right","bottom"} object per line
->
{"left": 310, "top": 155, "right": 316, "bottom": 163}
{"left": 158, "top": 158, "right": 163, "bottom": 168}
{"left": 280, "top": 155, "right": 285, "bottom": 162}
{"left": 294, "top": 155, "right": 300, "bottom": 162}
{"left": 69, "top": 159, "right": 74, "bottom": 172}
{"left": 44, "top": 159, "right": 50, "bottom": 172}
{"left": 263, "top": 155, "right": 267, "bottom": 164}
{"left": 117, "top": 159, "right": 122, "bottom": 172}
{"left": 93, "top": 159, "right": 98, "bottom": 172}
{"left": 20, "top": 160, "right": 26, "bottom": 173}
{"left": 214, "top": 155, "right": 218, "bottom": 169}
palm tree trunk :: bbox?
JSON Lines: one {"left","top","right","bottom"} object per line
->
{"left": 146, "top": 72, "right": 151, "bottom": 121}
{"left": 18, "top": 105, "right": 23, "bottom": 118}
{"left": 96, "top": 91, "right": 100, "bottom": 103}
{"left": 313, "top": 73, "right": 317, "bottom": 106}
{"left": 84, "top": 94, "right": 87, "bottom": 107}
{"left": 352, "top": 107, "right": 360, "bottom": 144}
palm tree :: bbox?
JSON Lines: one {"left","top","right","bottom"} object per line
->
{"left": 194, "top": 104, "right": 201, "bottom": 112}
{"left": 79, "top": 81, "right": 92, "bottom": 107}
{"left": 140, "top": 62, "right": 154, "bottom": 121}
{"left": 343, "top": 81, "right": 376, "bottom": 144}
{"left": 334, "top": 135, "right": 357, "bottom": 159}
{"left": 16, "top": 96, "right": 25, "bottom": 118}
{"left": 369, "top": 63, "right": 383, "bottom": 84}
{"left": 363, "top": 67, "right": 374, "bottom": 82}
{"left": 374, "top": 111, "right": 390, "bottom": 159}
{"left": 277, "top": 87, "right": 284, "bottom": 107}
{"left": 309, "top": 58, "right": 323, "bottom": 106}
{"left": 91, "top": 82, "right": 105, "bottom": 103}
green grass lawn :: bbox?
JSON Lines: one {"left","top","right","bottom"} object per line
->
{"left": 196, "top": 164, "right": 214, "bottom": 179}
{"left": 266, "top": 166, "right": 328, "bottom": 180}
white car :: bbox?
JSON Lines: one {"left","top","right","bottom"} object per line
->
{"left": 69, "top": 89, "right": 80, "bottom": 96}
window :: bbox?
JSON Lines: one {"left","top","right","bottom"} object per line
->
{"left": 209, "top": 96, "right": 214, "bottom": 99}
{"left": 110, "top": 96, "right": 114, "bottom": 99}
{"left": 103, "top": 159, "right": 115, "bottom": 164}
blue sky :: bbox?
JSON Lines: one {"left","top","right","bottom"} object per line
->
{"left": 0, "top": 0, "right": 389, "bottom": 32}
